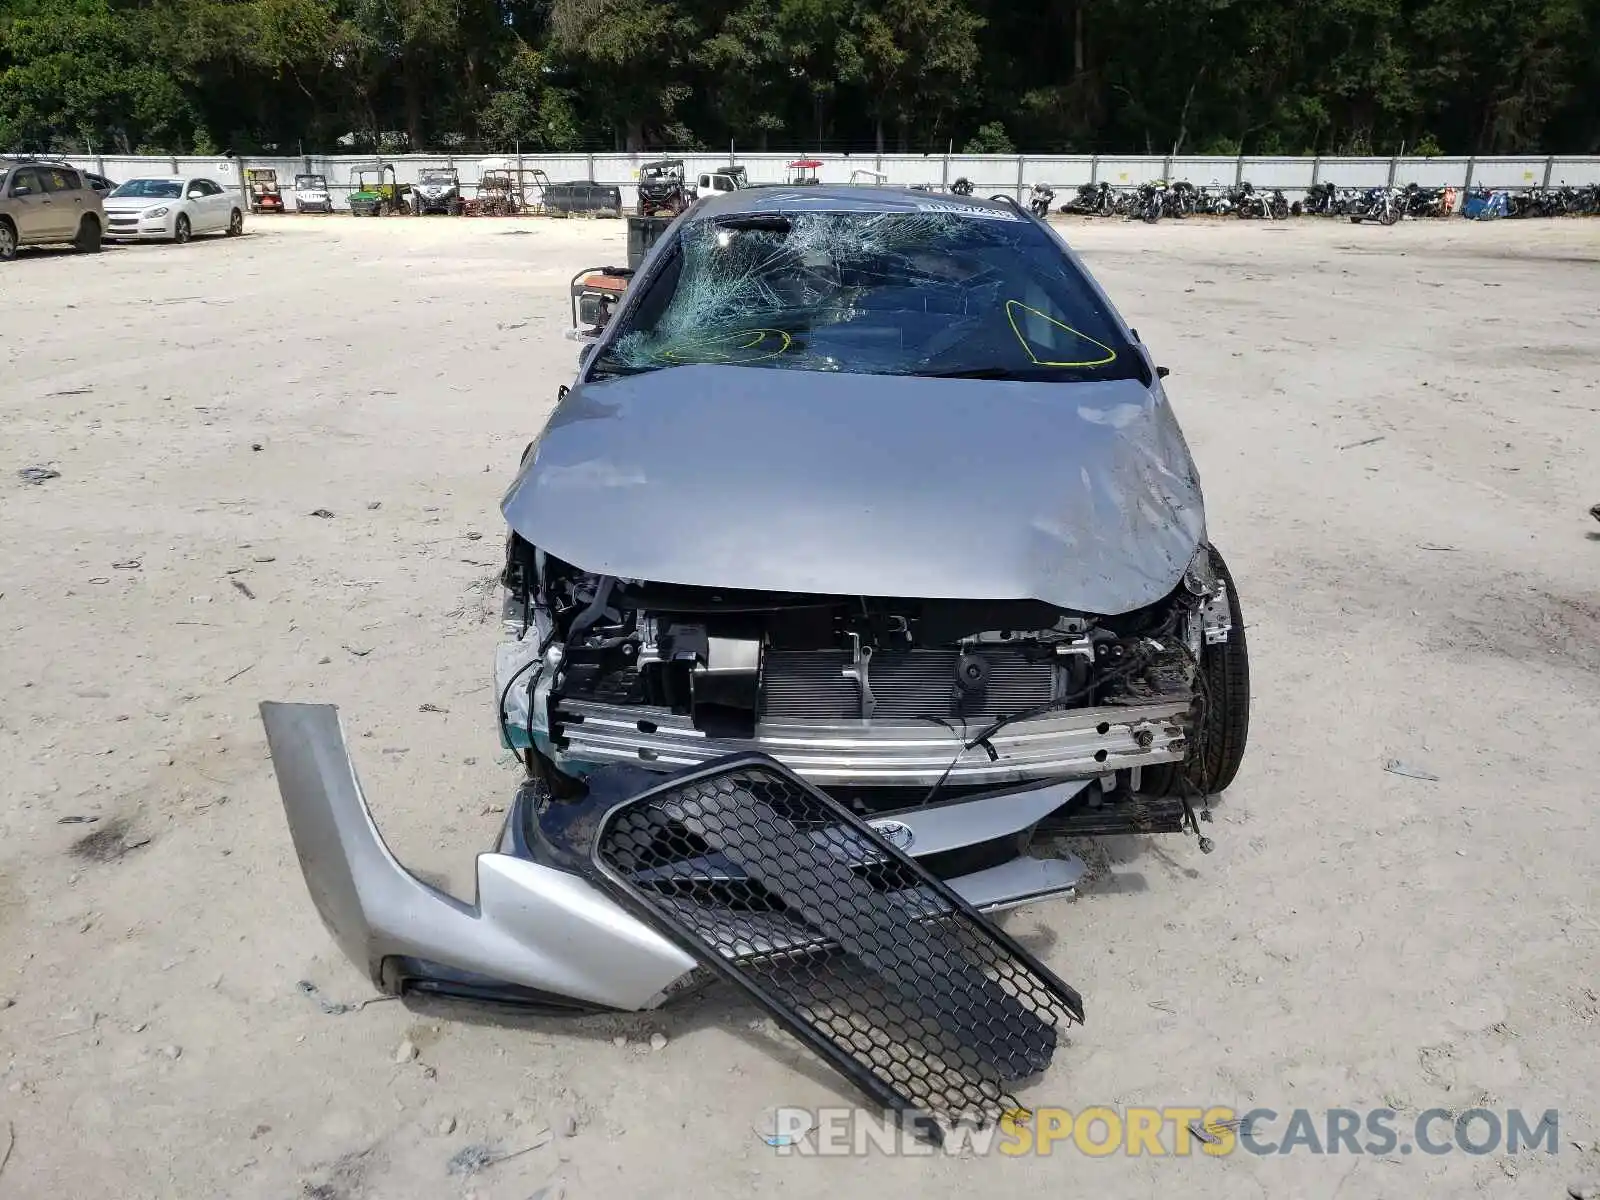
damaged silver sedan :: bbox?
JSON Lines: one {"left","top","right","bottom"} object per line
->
{"left": 263, "top": 186, "right": 1249, "bottom": 1135}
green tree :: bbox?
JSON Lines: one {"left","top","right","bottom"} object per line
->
{"left": 0, "top": 0, "right": 191, "bottom": 152}
{"left": 962, "top": 119, "right": 1012, "bottom": 153}
{"left": 548, "top": 0, "right": 698, "bottom": 148}
{"left": 479, "top": 41, "right": 581, "bottom": 148}
{"left": 836, "top": 0, "right": 985, "bottom": 152}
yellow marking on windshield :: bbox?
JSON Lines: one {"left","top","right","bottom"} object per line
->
{"left": 1004, "top": 300, "right": 1117, "bottom": 368}
{"left": 658, "top": 328, "right": 793, "bottom": 364}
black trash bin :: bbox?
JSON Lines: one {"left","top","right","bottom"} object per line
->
{"left": 627, "top": 216, "right": 674, "bottom": 269}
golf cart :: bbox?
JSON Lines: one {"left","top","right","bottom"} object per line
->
{"left": 348, "top": 164, "right": 411, "bottom": 217}
{"left": 636, "top": 159, "right": 688, "bottom": 216}
{"left": 786, "top": 158, "right": 824, "bottom": 185}
{"left": 293, "top": 173, "right": 332, "bottom": 213}
{"left": 693, "top": 165, "right": 749, "bottom": 199}
{"left": 413, "top": 167, "right": 463, "bottom": 215}
{"left": 246, "top": 168, "right": 284, "bottom": 214}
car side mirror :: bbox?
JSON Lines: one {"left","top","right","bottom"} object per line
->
{"left": 1156, "top": 366, "right": 1171, "bottom": 379}
{"left": 188, "top": 189, "right": 204, "bottom": 198}
{"left": 11, "top": 184, "right": 31, "bottom": 197}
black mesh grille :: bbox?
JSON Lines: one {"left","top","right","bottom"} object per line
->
{"left": 590, "top": 755, "right": 1084, "bottom": 1136}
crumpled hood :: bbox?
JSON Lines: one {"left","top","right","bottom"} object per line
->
{"left": 501, "top": 365, "right": 1205, "bottom": 614}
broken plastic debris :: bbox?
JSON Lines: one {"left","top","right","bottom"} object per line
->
{"left": 447, "top": 1145, "right": 497, "bottom": 1176}
{"left": 753, "top": 1108, "right": 813, "bottom": 1147}
{"left": 295, "top": 979, "right": 396, "bottom": 1016}
{"left": 17, "top": 467, "right": 60, "bottom": 485}
{"left": 1383, "top": 759, "right": 1440, "bottom": 782}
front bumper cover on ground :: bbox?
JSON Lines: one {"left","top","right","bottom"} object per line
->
{"left": 262, "top": 701, "right": 1088, "bottom": 1006}
{"left": 262, "top": 701, "right": 1086, "bottom": 1132}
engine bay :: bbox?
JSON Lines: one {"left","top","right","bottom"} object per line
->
{"left": 501, "top": 535, "right": 1211, "bottom": 758}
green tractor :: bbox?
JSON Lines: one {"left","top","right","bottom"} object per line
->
{"left": 347, "top": 164, "right": 412, "bottom": 217}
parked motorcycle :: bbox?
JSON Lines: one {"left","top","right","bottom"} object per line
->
{"left": 1061, "top": 181, "right": 1115, "bottom": 216}
{"left": 1167, "top": 180, "right": 1199, "bottom": 217}
{"left": 1399, "top": 183, "right": 1452, "bottom": 218}
{"left": 1298, "top": 181, "right": 1340, "bottom": 216}
{"left": 1348, "top": 186, "right": 1400, "bottom": 225}
{"left": 1137, "top": 179, "right": 1169, "bottom": 223}
{"left": 1193, "top": 184, "right": 1232, "bottom": 215}
{"left": 1229, "top": 181, "right": 1267, "bottom": 218}
{"left": 1029, "top": 182, "right": 1055, "bottom": 217}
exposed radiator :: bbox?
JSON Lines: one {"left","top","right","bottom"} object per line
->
{"left": 761, "top": 647, "right": 1056, "bottom": 721}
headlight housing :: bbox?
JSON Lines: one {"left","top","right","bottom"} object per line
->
{"left": 145, "top": 206, "right": 170, "bottom": 218}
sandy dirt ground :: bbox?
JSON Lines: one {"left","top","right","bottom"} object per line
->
{"left": 2, "top": 211, "right": 1598, "bottom": 1199}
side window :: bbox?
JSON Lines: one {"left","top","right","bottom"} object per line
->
{"left": 44, "top": 167, "right": 81, "bottom": 192}
{"left": 698, "top": 175, "right": 710, "bottom": 190}
{"left": 188, "top": 179, "right": 217, "bottom": 197}
{"left": 9, "top": 168, "right": 41, "bottom": 196}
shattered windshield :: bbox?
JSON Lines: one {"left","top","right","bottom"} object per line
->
{"left": 593, "top": 209, "right": 1143, "bottom": 382}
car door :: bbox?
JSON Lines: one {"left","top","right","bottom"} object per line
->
{"left": 7, "top": 168, "right": 55, "bottom": 241}
{"left": 210, "top": 179, "right": 240, "bottom": 228}
{"left": 183, "top": 179, "right": 214, "bottom": 231}
{"left": 205, "top": 179, "right": 234, "bottom": 228}
{"left": 41, "top": 167, "right": 87, "bottom": 238}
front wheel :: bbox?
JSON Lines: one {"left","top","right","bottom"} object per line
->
{"left": 74, "top": 215, "right": 102, "bottom": 253}
{"left": 226, "top": 208, "right": 243, "bottom": 237}
{"left": 0, "top": 219, "right": 17, "bottom": 261}
{"left": 1379, "top": 205, "right": 1399, "bottom": 226}
{"left": 173, "top": 214, "right": 192, "bottom": 244}
{"left": 1143, "top": 545, "right": 1250, "bottom": 797}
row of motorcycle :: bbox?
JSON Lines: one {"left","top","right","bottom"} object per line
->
{"left": 1026, "top": 179, "right": 1600, "bottom": 223}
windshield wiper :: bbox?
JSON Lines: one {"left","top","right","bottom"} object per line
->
{"left": 909, "top": 366, "right": 1060, "bottom": 381}
{"left": 587, "top": 360, "right": 665, "bottom": 379}
{"left": 712, "top": 214, "right": 794, "bottom": 233}
{"left": 913, "top": 362, "right": 1150, "bottom": 384}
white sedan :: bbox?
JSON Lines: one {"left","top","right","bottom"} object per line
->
{"left": 102, "top": 176, "right": 245, "bottom": 243}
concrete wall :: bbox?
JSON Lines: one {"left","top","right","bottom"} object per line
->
{"left": 54, "top": 151, "right": 1600, "bottom": 213}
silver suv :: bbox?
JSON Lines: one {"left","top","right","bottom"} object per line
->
{"left": 0, "top": 159, "right": 106, "bottom": 259}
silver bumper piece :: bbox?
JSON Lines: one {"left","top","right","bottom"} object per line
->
{"left": 261, "top": 702, "right": 1089, "bottom": 1011}
{"left": 556, "top": 697, "right": 1189, "bottom": 786}
{"left": 260, "top": 702, "right": 698, "bottom": 1010}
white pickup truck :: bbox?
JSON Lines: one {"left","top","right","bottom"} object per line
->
{"left": 692, "top": 166, "right": 749, "bottom": 198}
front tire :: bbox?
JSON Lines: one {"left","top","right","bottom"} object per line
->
{"left": 226, "top": 208, "right": 243, "bottom": 236}
{"left": 0, "top": 219, "right": 16, "bottom": 261}
{"left": 173, "top": 214, "right": 192, "bottom": 244}
{"left": 1145, "top": 545, "right": 1250, "bottom": 797}
{"left": 74, "top": 215, "right": 102, "bottom": 253}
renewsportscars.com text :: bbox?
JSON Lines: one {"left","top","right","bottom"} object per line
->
{"left": 765, "top": 1106, "right": 1561, "bottom": 1157}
